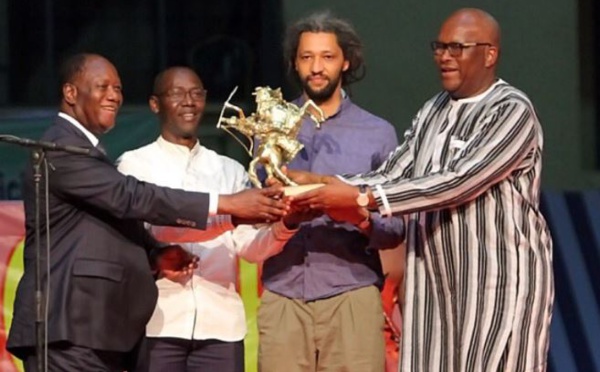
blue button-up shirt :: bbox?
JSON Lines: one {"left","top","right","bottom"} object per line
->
{"left": 262, "top": 96, "right": 405, "bottom": 301}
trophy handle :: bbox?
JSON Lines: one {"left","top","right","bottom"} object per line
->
{"left": 216, "top": 85, "right": 254, "bottom": 156}
{"left": 217, "top": 86, "right": 239, "bottom": 129}
{"left": 220, "top": 125, "right": 254, "bottom": 157}
{"left": 300, "top": 99, "right": 325, "bottom": 128}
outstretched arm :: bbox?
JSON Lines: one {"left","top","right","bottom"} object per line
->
{"left": 294, "top": 97, "right": 539, "bottom": 216}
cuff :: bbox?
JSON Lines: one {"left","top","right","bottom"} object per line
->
{"left": 373, "top": 184, "right": 392, "bottom": 217}
{"left": 208, "top": 192, "right": 218, "bottom": 216}
{"left": 212, "top": 214, "right": 235, "bottom": 232}
{"left": 271, "top": 220, "right": 299, "bottom": 240}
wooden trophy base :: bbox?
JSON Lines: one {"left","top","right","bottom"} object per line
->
{"left": 283, "top": 183, "right": 325, "bottom": 196}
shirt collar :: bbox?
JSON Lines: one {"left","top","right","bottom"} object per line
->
{"left": 156, "top": 135, "right": 201, "bottom": 156}
{"left": 332, "top": 93, "right": 351, "bottom": 118}
{"left": 451, "top": 79, "right": 504, "bottom": 104}
{"left": 58, "top": 112, "right": 100, "bottom": 147}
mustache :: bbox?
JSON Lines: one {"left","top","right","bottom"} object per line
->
{"left": 305, "top": 74, "right": 328, "bottom": 81}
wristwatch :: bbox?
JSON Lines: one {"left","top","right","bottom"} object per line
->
{"left": 356, "top": 184, "right": 369, "bottom": 207}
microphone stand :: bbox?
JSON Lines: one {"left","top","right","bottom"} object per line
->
{"left": 0, "top": 135, "right": 90, "bottom": 372}
{"left": 0, "top": 135, "right": 92, "bottom": 155}
{"left": 31, "top": 148, "right": 46, "bottom": 372}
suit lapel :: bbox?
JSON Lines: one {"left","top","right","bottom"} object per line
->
{"left": 53, "top": 116, "right": 113, "bottom": 164}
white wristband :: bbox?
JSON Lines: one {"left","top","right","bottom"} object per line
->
{"left": 375, "top": 184, "right": 392, "bottom": 217}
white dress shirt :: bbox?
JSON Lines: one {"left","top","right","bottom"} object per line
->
{"left": 58, "top": 112, "right": 99, "bottom": 146}
{"left": 116, "top": 136, "right": 295, "bottom": 341}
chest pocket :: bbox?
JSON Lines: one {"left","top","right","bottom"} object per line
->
{"left": 430, "top": 135, "right": 468, "bottom": 173}
{"left": 447, "top": 136, "right": 468, "bottom": 163}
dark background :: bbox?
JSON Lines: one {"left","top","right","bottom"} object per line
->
{"left": 6, "top": 0, "right": 286, "bottom": 105}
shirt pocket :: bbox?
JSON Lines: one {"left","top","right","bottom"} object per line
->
{"left": 72, "top": 259, "right": 124, "bottom": 283}
{"left": 432, "top": 135, "right": 468, "bottom": 173}
{"left": 448, "top": 135, "right": 468, "bottom": 163}
{"left": 449, "top": 136, "right": 467, "bottom": 156}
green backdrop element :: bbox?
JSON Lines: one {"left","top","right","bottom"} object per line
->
{"left": 239, "top": 259, "right": 261, "bottom": 372}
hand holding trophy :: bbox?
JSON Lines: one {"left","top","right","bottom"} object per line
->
{"left": 217, "top": 86, "right": 326, "bottom": 195}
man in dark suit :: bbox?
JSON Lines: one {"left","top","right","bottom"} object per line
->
{"left": 6, "top": 53, "right": 288, "bottom": 371}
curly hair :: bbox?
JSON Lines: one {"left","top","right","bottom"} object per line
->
{"left": 283, "top": 11, "right": 365, "bottom": 87}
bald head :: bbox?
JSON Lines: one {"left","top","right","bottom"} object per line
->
{"left": 442, "top": 8, "right": 501, "bottom": 48}
{"left": 149, "top": 66, "right": 205, "bottom": 149}
{"left": 434, "top": 8, "right": 501, "bottom": 99}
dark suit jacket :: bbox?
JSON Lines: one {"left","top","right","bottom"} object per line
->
{"left": 7, "top": 116, "right": 210, "bottom": 359}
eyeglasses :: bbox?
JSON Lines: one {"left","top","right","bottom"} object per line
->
{"left": 156, "top": 88, "right": 207, "bottom": 102}
{"left": 430, "top": 41, "right": 492, "bottom": 57}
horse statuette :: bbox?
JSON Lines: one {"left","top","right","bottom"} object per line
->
{"left": 217, "top": 86, "right": 325, "bottom": 188}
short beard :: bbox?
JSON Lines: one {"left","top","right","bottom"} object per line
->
{"left": 301, "top": 74, "right": 341, "bottom": 104}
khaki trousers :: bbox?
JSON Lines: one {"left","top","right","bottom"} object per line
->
{"left": 258, "top": 285, "right": 385, "bottom": 372}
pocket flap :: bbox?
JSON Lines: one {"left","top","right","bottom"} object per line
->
{"left": 449, "top": 137, "right": 467, "bottom": 150}
{"left": 72, "top": 259, "right": 124, "bottom": 282}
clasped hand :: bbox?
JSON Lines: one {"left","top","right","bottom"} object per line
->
{"left": 151, "top": 245, "right": 199, "bottom": 285}
{"left": 267, "top": 168, "right": 372, "bottom": 226}
{"left": 220, "top": 186, "right": 291, "bottom": 224}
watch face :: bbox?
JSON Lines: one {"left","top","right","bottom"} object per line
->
{"left": 357, "top": 193, "right": 369, "bottom": 207}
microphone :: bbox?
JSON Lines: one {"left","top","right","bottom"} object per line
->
{"left": 0, "top": 134, "right": 91, "bottom": 155}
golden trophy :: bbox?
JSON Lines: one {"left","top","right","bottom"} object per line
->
{"left": 217, "top": 86, "right": 325, "bottom": 195}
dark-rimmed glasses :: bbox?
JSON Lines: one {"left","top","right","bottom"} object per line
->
{"left": 430, "top": 41, "right": 492, "bottom": 57}
{"left": 156, "top": 88, "right": 207, "bottom": 102}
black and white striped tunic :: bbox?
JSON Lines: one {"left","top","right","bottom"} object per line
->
{"left": 345, "top": 80, "right": 554, "bottom": 371}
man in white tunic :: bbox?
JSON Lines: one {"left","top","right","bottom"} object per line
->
{"left": 117, "top": 67, "right": 304, "bottom": 372}
{"left": 292, "top": 8, "right": 554, "bottom": 372}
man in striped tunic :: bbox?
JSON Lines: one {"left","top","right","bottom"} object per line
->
{"left": 292, "top": 8, "right": 554, "bottom": 371}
